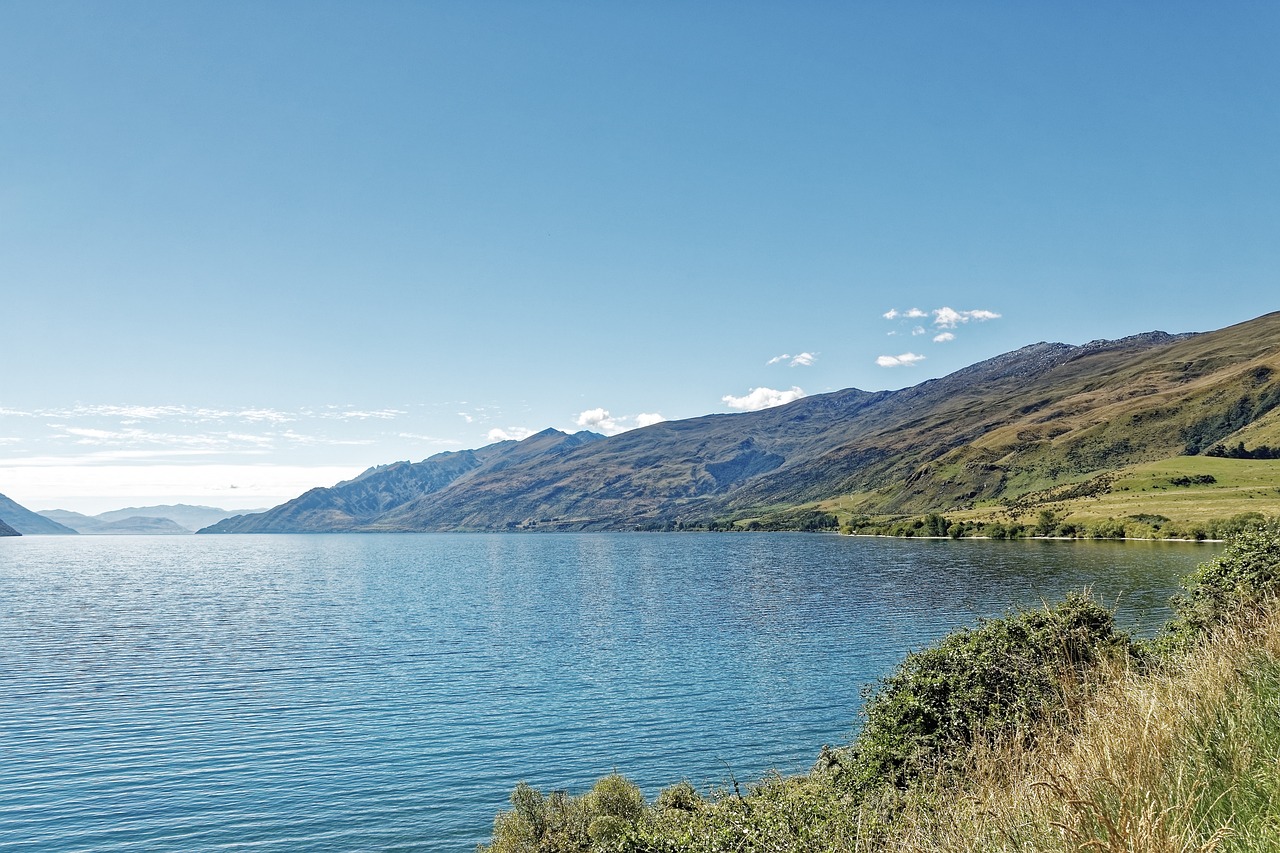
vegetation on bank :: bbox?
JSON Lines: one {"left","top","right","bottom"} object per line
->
{"left": 480, "top": 519, "right": 1280, "bottom": 852}
{"left": 841, "top": 509, "right": 1272, "bottom": 542}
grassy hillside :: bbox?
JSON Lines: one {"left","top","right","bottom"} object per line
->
{"left": 1000, "top": 456, "right": 1280, "bottom": 524}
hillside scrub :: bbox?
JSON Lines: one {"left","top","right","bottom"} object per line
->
{"left": 841, "top": 510, "right": 1270, "bottom": 542}
{"left": 479, "top": 519, "right": 1280, "bottom": 852}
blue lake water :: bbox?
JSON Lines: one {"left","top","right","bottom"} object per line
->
{"left": 0, "top": 533, "right": 1217, "bottom": 851}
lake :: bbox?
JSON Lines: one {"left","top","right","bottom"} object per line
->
{"left": 0, "top": 533, "right": 1216, "bottom": 851}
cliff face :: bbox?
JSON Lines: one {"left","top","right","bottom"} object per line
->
{"left": 202, "top": 312, "right": 1280, "bottom": 533}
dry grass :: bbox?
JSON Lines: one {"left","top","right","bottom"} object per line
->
{"left": 880, "top": 612, "right": 1280, "bottom": 852}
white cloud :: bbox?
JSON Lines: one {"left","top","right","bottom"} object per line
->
{"left": 934, "top": 332, "right": 956, "bottom": 343}
{"left": 882, "top": 309, "right": 899, "bottom": 320}
{"left": 876, "top": 352, "right": 927, "bottom": 367}
{"left": 722, "top": 386, "right": 806, "bottom": 411}
{"left": 905, "top": 308, "right": 928, "bottom": 319}
{"left": 767, "top": 352, "right": 817, "bottom": 367}
{"left": 487, "top": 427, "right": 536, "bottom": 442}
{"left": 320, "top": 408, "right": 404, "bottom": 421}
{"left": 576, "top": 408, "right": 623, "bottom": 435}
{"left": 279, "top": 430, "right": 374, "bottom": 447}
{"left": 635, "top": 412, "right": 666, "bottom": 428}
{"left": 50, "top": 425, "right": 278, "bottom": 451}
{"left": 911, "top": 326, "right": 926, "bottom": 336}
{"left": 458, "top": 412, "right": 474, "bottom": 424}
{"left": 933, "top": 306, "right": 1002, "bottom": 328}
{"left": 397, "top": 433, "right": 462, "bottom": 445}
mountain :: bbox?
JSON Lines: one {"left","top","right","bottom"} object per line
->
{"left": 96, "top": 504, "right": 256, "bottom": 531}
{"left": 0, "top": 518, "right": 19, "bottom": 536}
{"left": 201, "top": 312, "right": 1280, "bottom": 534}
{"left": 0, "top": 493, "right": 78, "bottom": 535}
{"left": 38, "top": 504, "right": 254, "bottom": 535}
{"left": 203, "top": 429, "right": 606, "bottom": 533}
{"left": 38, "top": 509, "right": 196, "bottom": 535}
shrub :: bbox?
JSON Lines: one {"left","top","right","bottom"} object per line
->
{"left": 1164, "top": 519, "right": 1280, "bottom": 645}
{"left": 482, "top": 774, "right": 646, "bottom": 853}
{"left": 834, "top": 592, "right": 1135, "bottom": 795}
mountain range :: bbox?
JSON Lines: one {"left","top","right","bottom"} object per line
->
{"left": 202, "top": 312, "right": 1280, "bottom": 534}
{"left": 35, "top": 505, "right": 253, "bottom": 535}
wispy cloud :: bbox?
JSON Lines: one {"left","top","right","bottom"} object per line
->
{"left": 881, "top": 305, "right": 1002, "bottom": 343}
{"left": 932, "top": 306, "right": 1002, "bottom": 328}
{"left": 0, "top": 449, "right": 271, "bottom": 466}
{"left": 722, "top": 386, "right": 805, "bottom": 411}
{"left": 319, "top": 408, "right": 405, "bottom": 421}
{"left": 278, "top": 430, "right": 375, "bottom": 447}
{"left": 487, "top": 427, "right": 536, "bottom": 442}
{"left": 876, "top": 352, "right": 926, "bottom": 368}
{"left": 397, "top": 433, "right": 462, "bottom": 445}
{"left": 767, "top": 352, "right": 817, "bottom": 367}
{"left": 50, "top": 425, "right": 278, "bottom": 450}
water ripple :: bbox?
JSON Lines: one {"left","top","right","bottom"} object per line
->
{"left": 0, "top": 534, "right": 1211, "bottom": 851}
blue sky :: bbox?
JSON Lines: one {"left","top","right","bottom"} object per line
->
{"left": 2, "top": 1, "right": 1277, "bottom": 514}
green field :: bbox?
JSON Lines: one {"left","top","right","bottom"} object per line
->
{"left": 1021, "top": 456, "right": 1280, "bottom": 525}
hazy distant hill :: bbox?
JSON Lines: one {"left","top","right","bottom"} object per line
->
{"left": 200, "top": 312, "right": 1280, "bottom": 533}
{"left": 38, "top": 510, "right": 192, "bottom": 535}
{"left": 97, "top": 504, "right": 258, "bottom": 531}
{"left": 0, "top": 518, "right": 19, "bottom": 536}
{"left": 39, "top": 504, "right": 253, "bottom": 535}
{"left": 0, "top": 493, "right": 77, "bottom": 535}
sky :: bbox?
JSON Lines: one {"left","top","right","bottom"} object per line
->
{"left": 2, "top": 1, "right": 1277, "bottom": 514}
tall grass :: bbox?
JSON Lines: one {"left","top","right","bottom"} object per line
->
{"left": 897, "top": 610, "right": 1280, "bottom": 852}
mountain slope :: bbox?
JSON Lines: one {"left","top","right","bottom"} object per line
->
{"left": 201, "top": 429, "right": 607, "bottom": 533}
{"left": 0, "top": 518, "right": 19, "bottom": 536}
{"left": 0, "top": 493, "right": 78, "bottom": 535}
{"left": 202, "top": 311, "right": 1280, "bottom": 533}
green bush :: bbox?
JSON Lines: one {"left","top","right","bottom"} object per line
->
{"left": 833, "top": 592, "right": 1135, "bottom": 794}
{"left": 1164, "top": 519, "right": 1280, "bottom": 645}
{"left": 482, "top": 774, "right": 645, "bottom": 853}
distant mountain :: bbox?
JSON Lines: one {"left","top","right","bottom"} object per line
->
{"left": 200, "top": 312, "right": 1280, "bottom": 534}
{"left": 96, "top": 504, "right": 257, "bottom": 531}
{"left": 0, "top": 493, "right": 77, "bottom": 535}
{"left": 0, "top": 518, "right": 19, "bottom": 536}
{"left": 38, "top": 504, "right": 253, "bottom": 535}
{"left": 38, "top": 510, "right": 195, "bottom": 535}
